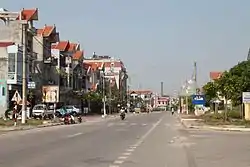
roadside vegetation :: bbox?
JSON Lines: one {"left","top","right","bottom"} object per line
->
{"left": 201, "top": 60, "right": 250, "bottom": 126}
{"left": 0, "top": 119, "right": 43, "bottom": 127}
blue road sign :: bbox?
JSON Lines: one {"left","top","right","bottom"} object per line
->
{"left": 191, "top": 95, "right": 206, "bottom": 105}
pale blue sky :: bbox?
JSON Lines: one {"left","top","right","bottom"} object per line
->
{"left": 2, "top": 0, "right": 250, "bottom": 94}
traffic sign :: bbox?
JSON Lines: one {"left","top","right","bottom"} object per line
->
{"left": 191, "top": 95, "right": 206, "bottom": 105}
{"left": 11, "top": 90, "right": 22, "bottom": 102}
{"left": 242, "top": 92, "right": 250, "bottom": 103}
{"left": 28, "top": 82, "right": 36, "bottom": 89}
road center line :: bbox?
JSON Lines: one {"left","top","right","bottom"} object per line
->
{"left": 134, "top": 117, "right": 164, "bottom": 146}
{"left": 118, "top": 156, "right": 127, "bottom": 160}
{"left": 67, "top": 132, "right": 82, "bottom": 138}
{"left": 114, "top": 160, "right": 124, "bottom": 164}
{"left": 110, "top": 115, "right": 165, "bottom": 167}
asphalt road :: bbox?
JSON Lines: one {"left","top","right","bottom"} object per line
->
{"left": 0, "top": 112, "right": 250, "bottom": 167}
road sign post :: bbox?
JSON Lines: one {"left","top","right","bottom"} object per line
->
{"left": 11, "top": 90, "right": 22, "bottom": 126}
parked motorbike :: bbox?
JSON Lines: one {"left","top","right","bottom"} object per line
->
{"left": 63, "top": 113, "right": 76, "bottom": 124}
{"left": 63, "top": 114, "right": 71, "bottom": 124}
{"left": 77, "top": 116, "right": 82, "bottom": 123}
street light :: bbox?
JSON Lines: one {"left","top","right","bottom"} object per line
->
{"left": 101, "top": 71, "right": 107, "bottom": 118}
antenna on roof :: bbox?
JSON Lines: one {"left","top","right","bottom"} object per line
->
{"left": 247, "top": 48, "right": 250, "bottom": 61}
{"left": 93, "top": 52, "right": 97, "bottom": 58}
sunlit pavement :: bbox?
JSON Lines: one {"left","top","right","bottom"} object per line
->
{"left": 0, "top": 111, "right": 249, "bottom": 167}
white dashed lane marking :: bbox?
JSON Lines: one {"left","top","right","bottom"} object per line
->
{"left": 109, "top": 117, "right": 164, "bottom": 166}
{"left": 67, "top": 133, "right": 82, "bottom": 138}
{"left": 114, "top": 160, "right": 124, "bottom": 164}
{"left": 118, "top": 156, "right": 127, "bottom": 160}
{"left": 106, "top": 122, "right": 148, "bottom": 127}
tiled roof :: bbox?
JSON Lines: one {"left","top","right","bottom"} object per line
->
{"left": 104, "top": 61, "right": 122, "bottom": 68}
{"left": 72, "top": 50, "right": 83, "bottom": 60}
{"left": 0, "top": 42, "right": 14, "bottom": 47}
{"left": 53, "top": 41, "right": 70, "bottom": 51}
{"left": 17, "top": 8, "right": 38, "bottom": 21}
{"left": 36, "top": 25, "right": 56, "bottom": 37}
{"left": 52, "top": 41, "right": 80, "bottom": 52}
{"left": 84, "top": 62, "right": 104, "bottom": 71}
{"left": 129, "top": 90, "right": 153, "bottom": 95}
{"left": 68, "top": 43, "right": 80, "bottom": 51}
{"left": 210, "top": 71, "right": 223, "bottom": 80}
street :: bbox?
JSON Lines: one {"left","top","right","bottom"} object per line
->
{"left": 0, "top": 112, "right": 250, "bottom": 167}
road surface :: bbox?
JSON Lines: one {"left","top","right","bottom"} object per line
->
{"left": 0, "top": 112, "right": 250, "bottom": 167}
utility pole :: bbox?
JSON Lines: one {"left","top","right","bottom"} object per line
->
{"left": 109, "top": 79, "right": 112, "bottom": 115}
{"left": 21, "top": 12, "right": 27, "bottom": 124}
{"left": 102, "top": 72, "right": 106, "bottom": 117}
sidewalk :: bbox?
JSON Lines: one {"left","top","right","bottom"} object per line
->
{"left": 0, "top": 113, "right": 123, "bottom": 132}
{"left": 177, "top": 114, "right": 250, "bottom": 132}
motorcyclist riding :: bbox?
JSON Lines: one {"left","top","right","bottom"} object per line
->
{"left": 120, "top": 107, "right": 126, "bottom": 120}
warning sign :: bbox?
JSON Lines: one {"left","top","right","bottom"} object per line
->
{"left": 11, "top": 90, "right": 22, "bottom": 102}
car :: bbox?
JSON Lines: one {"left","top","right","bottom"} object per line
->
{"left": 64, "top": 105, "right": 81, "bottom": 116}
{"left": 32, "top": 104, "right": 53, "bottom": 119}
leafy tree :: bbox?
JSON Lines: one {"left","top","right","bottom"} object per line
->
{"left": 202, "top": 81, "right": 218, "bottom": 105}
{"left": 216, "top": 61, "right": 250, "bottom": 106}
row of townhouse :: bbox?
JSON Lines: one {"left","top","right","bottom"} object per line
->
{"left": 83, "top": 54, "right": 128, "bottom": 104}
{"left": 0, "top": 8, "right": 128, "bottom": 116}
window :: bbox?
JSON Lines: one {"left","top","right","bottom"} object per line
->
{"left": 2, "top": 87, "right": 5, "bottom": 96}
{"left": 1, "top": 86, "right": 5, "bottom": 96}
{"left": 8, "top": 53, "right": 16, "bottom": 73}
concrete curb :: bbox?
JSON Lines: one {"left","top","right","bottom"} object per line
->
{"left": 178, "top": 115, "right": 250, "bottom": 132}
{"left": 0, "top": 122, "right": 64, "bottom": 132}
{"left": 0, "top": 113, "right": 138, "bottom": 133}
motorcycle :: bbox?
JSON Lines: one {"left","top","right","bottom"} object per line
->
{"left": 120, "top": 112, "right": 125, "bottom": 120}
{"left": 63, "top": 113, "right": 76, "bottom": 124}
{"left": 77, "top": 116, "right": 82, "bottom": 123}
{"left": 171, "top": 108, "right": 174, "bottom": 115}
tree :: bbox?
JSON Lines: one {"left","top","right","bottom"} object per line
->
{"left": 82, "top": 91, "right": 102, "bottom": 114}
{"left": 202, "top": 81, "right": 218, "bottom": 105}
{"left": 216, "top": 61, "right": 250, "bottom": 106}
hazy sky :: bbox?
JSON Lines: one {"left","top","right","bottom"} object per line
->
{"left": 2, "top": 0, "right": 250, "bottom": 94}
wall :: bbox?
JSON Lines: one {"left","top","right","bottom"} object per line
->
{"left": 0, "top": 47, "right": 8, "bottom": 80}
{"left": 0, "top": 21, "right": 21, "bottom": 43}
{"left": 0, "top": 79, "right": 7, "bottom": 116}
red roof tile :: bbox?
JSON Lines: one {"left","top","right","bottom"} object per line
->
{"left": 84, "top": 62, "right": 104, "bottom": 71}
{"left": 37, "top": 25, "right": 55, "bottom": 37}
{"left": 17, "top": 8, "right": 38, "bottom": 21}
{"left": 72, "top": 50, "right": 83, "bottom": 60}
{"left": 0, "top": 42, "right": 14, "bottom": 47}
{"left": 104, "top": 61, "right": 122, "bottom": 68}
{"left": 210, "top": 72, "right": 223, "bottom": 80}
{"left": 129, "top": 90, "right": 152, "bottom": 95}
{"left": 68, "top": 43, "right": 79, "bottom": 51}
{"left": 54, "top": 41, "right": 70, "bottom": 51}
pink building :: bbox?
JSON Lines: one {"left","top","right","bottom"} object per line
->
{"left": 153, "top": 95, "right": 169, "bottom": 108}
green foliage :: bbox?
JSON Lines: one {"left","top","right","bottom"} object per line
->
{"left": 203, "top": 60, "right": 250, "bottom": 106}
{"left": 82, "top": 91, "right": 102, "bottom": 102}
{"left": 202, "top": 81, "right": 218, "bottom": 105}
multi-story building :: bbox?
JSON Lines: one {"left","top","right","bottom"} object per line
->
{"left": 32, "top": 25, "right": 59, "bottom": 102}
{"left": 0, "top": 8, "right": 38, "bottom": 115}
{"left": 129, "top": 90, "right": 153, "bottom": 108}
{"left": 152, "top": 95, "right": 169, "bottom": 108}
{"left": 83, "top": 53, "right": 128, "bottom": 103}
{"left": 50, "top": 41, "right": 84, "bottom": 104}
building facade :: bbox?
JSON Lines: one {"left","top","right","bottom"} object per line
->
{"left": 0, "top": 8, "right": 38, "bottom": 115}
